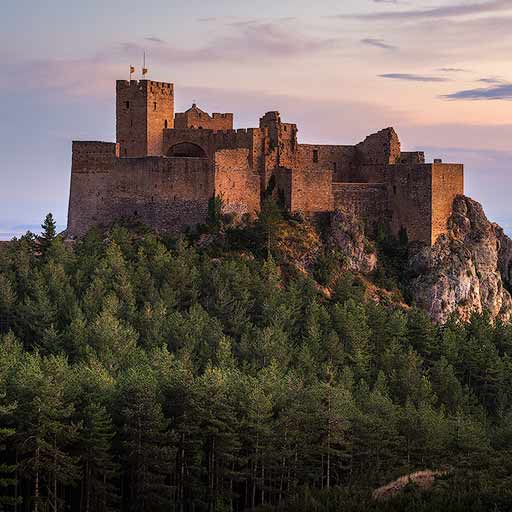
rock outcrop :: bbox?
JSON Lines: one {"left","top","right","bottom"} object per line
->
{"left": 408, "top": 196, "right": 512, "bottom": 323}
{"left": 329, "top": 209, "right": 377, "bottom": 274}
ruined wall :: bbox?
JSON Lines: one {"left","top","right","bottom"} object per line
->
{"left": 67, "top": 141, "right": 212, "bottom": 237}
{"left": 214, "top": 149, "right": 260, "bottom": 217}
{"left": 332, "top": 183, "right": 391, "bottom": 231}
{"left": 356, "top": 127, "right": 401, "bottom": 165}
{"left": 116, "top": 80, "right": 174, "bottom": 157}
{"left": 400, "top": 152, "right": 425, "bottom": 165}
{"left": 355, "top": 128, "right": 401, "bottom": 183}
{"left": 295, "top": 144, "right": 356, "bottom": 181}
{"left": 175, "top": 109, "right": 233, "bottom": 131}
{"left": 258, "top": 113, "right": 299, "bottom": 187}
{"left": 431, "top": 163, "right": 464, "bottom": 243}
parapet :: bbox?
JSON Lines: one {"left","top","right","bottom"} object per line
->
{"left": 116, "top": 79, "right": 174, "bottom": 94}
{"left": 72, "top": 141, "right": 119, "bottom": 158}
{"left": 72, "top": 141, "right": 119, "bottom": 171}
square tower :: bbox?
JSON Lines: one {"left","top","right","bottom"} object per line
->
{"left": 116, "top": 79, "right": 174, "bottom": 157}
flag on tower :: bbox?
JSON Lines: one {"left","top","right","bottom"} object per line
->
{"left": 130, "top": 65, "right": 135, "bottom": 74}
{"left": 142, "top": 67, "right": 148, "bottom": 75}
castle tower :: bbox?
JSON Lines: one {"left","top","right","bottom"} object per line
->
{"left": 116, "top": 79, "right": 174, "bottom": 157}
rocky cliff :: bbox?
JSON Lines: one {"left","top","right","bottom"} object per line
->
{"left": 328, "top": 196, "right": 512, "bottom": 324}
{"left": 329, "top": 209, "right": 377, "bottom": 274}
{"left": 408, "top": 196, "right": 512, "bottom": 323}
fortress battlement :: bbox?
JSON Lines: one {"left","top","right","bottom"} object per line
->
{"left": 67, "top": 77, "right": 464, "bottom": 245}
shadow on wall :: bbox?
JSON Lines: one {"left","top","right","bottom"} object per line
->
{"left": 167, "top": 142, "right": 207, "bottom": 158}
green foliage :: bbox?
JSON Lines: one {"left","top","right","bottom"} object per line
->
{"left": 373, "top": 225, "right": 410, "bottom": 293}
{"left": 0, "top": 215, "right": 511, "bottom": 510}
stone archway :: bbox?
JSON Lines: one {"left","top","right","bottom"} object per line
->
{"left": 167, "top": 142, "right": 207, "bottom": 158}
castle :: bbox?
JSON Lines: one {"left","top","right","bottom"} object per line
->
{"left": 67, "top": 79, "right": 464, "bottom": 245}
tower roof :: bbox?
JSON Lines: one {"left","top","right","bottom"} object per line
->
{"left": 186, "top": 103, "right": 208, "bottom": 116}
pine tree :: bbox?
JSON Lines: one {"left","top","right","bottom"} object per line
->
{"left": 40, "top": 213, "right": 57, "bottom": 245}
{"left": 78, "top": 402, "right": 118, "bottom": 512}
{"left": 14, "top": 354, "right": 80, "bottom": 511}
{"left": 0, "top": 397, "right": 18, "bottom": 509}
{"left": 117, "top": 367, "right": 173, "bottom": 512}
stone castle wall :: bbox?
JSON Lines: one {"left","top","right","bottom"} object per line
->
{"left": 67, "top": 78, "right": 466, "bottom": 246}
{"left": 175, "top": 109, "right": 234, "bottom": 131}
{"left": 68, "top": 142, "right": 213, "bottom": 237}
{"left": 214, "top": 149, "right": 261, "bottom": 217}
{"left": 333, "top": 183, "right": 391, "bottom": 231}
{"left": 431, "top": 164, "right": 464, "bottom": 244}
{"left": 275, "top": 167, "right": 333, "bottom": 214}
{"left": 294, "top": 145, "right": 356, "bottom": 182}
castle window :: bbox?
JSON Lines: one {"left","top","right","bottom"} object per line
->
{"left": 313, "top": 149, "right": 319, "bottom": 163}
{"left": 125, "top": 101, "right": 130, "bottom": 109}
{"left": 164, "top": 119, "right": 168, "bottom": 129}
{"left": 393, "top": 185, "right": 397, "bottom": 195}
{"left": 153, "top": 101, "right": 157, "bottom": 111}
{"left": 333, "top": 162, "right": 337, "bottom": 172}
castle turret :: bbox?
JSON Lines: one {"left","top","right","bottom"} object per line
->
{"left": 116, "top": 79, "right": 174, "bottom": 157}
{"left": 174, "top": 104, "right": 234, "bottom": 131}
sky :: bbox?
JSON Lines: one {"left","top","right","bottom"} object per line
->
{"left": 1, "top": 0, "right": 511, "bottom": 238}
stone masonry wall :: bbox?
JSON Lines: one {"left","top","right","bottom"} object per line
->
{"left": 146, "top": 81, "right": 175, "bottom": 156}
{"left": 332, "top": 183, "right": 391, "bottom": 231}
{"left": 356, "top": 128, "right": 401, "bottom": 183}
{"left": 68, "top": 143, "right": 212, "bottom": 237}
{"left": 116, "top": 80, "right": 174, "bottom": 158}
{"left": 295, "top": 144, "right": 356, "bottom": 181}
{"left": 389, "top": 164, "right": 433, "bottom": 244}
{"left": 431, "top": 163, "right": 464, "bottom": 244}
{"left": 214, "top": 149, "right": 261, "bottom": 218}
{"left": 175, "top": 110, "right": 234, "bottom": 131}
{"left": 164, "top": 128, "right": 257, "bottom": 160}
{"left": 275, "top": 168, "right": 333, "bottom": 213}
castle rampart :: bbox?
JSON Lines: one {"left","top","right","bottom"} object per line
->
{"left": 66, "top": 77, "right": 465, "bottom": 246}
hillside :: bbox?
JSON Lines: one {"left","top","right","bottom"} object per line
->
{"left": 1, "top": 205, "right": 512, "bottom": 511}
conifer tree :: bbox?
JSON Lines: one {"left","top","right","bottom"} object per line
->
{"left": 117, "top": 367, "right": 173, "bottom": 512}
{"left": 0, "top": 397, "right": 18, "bottom": 509}
{"left": 78, "top": 402, "right": 118, "bottom": 512}
{"left": 39, "top": 213, "right": 57, "bottom": 251}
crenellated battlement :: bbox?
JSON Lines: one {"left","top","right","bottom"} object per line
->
{"left": 116, "top": 79, "right": 174, "bottom": 91}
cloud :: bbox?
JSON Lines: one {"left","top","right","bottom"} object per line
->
{"left": 120, "top": 22, "right": 338, "bottom": 63}
{"left": 438, "top": 68, "right": 470, "bottom": 73}
{"left": 145, "top": 36, "right": 165, "bottom": 44}
{"left": 443, "top": 83, "right": 512, "bottom": 100}
{"left": 477, "top": 77, "right": 505, "bottom": 84}
{"left": 2, "top": 20, "right": 339, "bottom": 102}
{"left": 362, "top": 38, "right": 397, "bottom": 50}
{"left": 379, "top": 73, "right": 449, "bottom": 82}
{"left": 342, "top": 0, "right": 512, "bottom": 21}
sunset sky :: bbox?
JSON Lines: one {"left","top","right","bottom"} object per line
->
{"left": 1, "top": 0, "right": 511, "bottom": 238}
